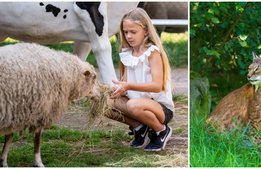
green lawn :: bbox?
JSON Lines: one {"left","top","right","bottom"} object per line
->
{"left": 190, "top": 110, "right": 261, "bottom": 167}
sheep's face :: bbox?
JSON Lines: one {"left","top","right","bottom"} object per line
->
{"left": 81, "top": 67, "right": 99, "bottom": 98}
{"left": 70, "top": 64, "right": 99, "bottom": 100}
{"left": 83, "top": 68, "right": 100, "bottom": 98}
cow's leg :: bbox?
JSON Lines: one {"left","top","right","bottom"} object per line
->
{"left": 73, "top": 41, "right": 92, "bottom": 61}
{"left": 0, "top": 133, "right": 13, "bottom": 167}
{"left": 73, "top": 2, "right": 117, "bottom": 85}
{"left": 33, "top": 129, "right": 44, "bottom": 167}
{"left": 90, "top": 34, "right": 117, "bottom": 85}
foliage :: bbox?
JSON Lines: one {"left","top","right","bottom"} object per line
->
{"left": 190, "top": 2, "right": 261, "bottom": 76}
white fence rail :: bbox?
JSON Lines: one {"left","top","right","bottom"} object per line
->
{"left": 151, "top": 19, "right": 188, "bottom": 27}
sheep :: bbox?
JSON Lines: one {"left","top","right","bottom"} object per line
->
{"left": 0, "top": 43, "right": 98, "bottom": 167}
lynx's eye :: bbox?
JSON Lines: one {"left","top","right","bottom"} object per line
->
{"left": 254, "top": 66, "right": 259, "bottom": 72}
{"left": 255, "top": 66, "right": 260, "bottom": 73}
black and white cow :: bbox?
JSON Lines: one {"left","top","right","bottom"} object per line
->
{"left": 0, "top": 2, "right": 138, "bottom": 85}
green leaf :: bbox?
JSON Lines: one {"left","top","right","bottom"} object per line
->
{"left": 236, "top": 4, "right": 244, "bottom": 12}
{"left": 211, "top": 17, "right": 220, "bottom": 24}
{"left": 239, "top": 35, "right": 248, "bottom": 41}
{"left": 206, "top": 49, "right": 221, "bottom": 58}
{"left": 239, "top": 41, "right": 248, "bottom": 47}
{"left": 190, "top": 29, "right": 196, "bottom": 38}
{"left": 208, "top": 8, "right": 214, "bottom": 14}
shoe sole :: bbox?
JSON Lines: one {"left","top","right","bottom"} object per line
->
{"left": 144, "top": 127, "right": 173, "bottom": 152}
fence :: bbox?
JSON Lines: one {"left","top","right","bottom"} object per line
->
{"left": 151, "top": 19, "right": 188, "bottom": 27}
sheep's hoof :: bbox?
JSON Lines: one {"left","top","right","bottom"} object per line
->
{"left": 0, "top": 158, "right": 8, "bottom": 167}
{"left": 33, "top": 163, "right": 45, "bottom": 167}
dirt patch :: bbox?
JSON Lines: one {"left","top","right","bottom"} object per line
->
{"left": 171, "top": 68, "right": 188, "bottom": 96}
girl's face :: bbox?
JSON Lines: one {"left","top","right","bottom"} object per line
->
{"left": 122, "top": 19, "right": 148, "bottom": 48}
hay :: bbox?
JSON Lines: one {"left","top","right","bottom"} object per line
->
{"left": 86, "top": 84, "right": 124, "bottom": 125}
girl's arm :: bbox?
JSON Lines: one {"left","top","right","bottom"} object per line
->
{"left": 111, "top": 51, "right": 163, "bottom": 98}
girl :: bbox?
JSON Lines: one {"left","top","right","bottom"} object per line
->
{"left": 107, "top": 8, "right": 174, "bottom": 152}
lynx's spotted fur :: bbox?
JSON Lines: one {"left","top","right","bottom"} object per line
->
{"left": 207, "top": 52, "right": 261, "bottom": 143}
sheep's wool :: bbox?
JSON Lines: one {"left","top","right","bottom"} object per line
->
{"left": 0, "top": 43, "right": 96, "bottom": 134}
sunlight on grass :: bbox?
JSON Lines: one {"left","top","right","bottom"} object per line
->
{"left": 161, "top": 32, "right": 188, "bottom": 43}
{"left": 3, "top": 38, "right": 17, "bottom": 43}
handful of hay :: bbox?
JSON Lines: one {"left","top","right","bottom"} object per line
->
{"left": 87, "top": 84, "right": 124, "bottom": 122}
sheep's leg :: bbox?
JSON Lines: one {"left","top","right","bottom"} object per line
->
{"left": 33, "top": 130, "right": 44, "bottom": 167}
{"left": 0, "top": 133, "right": 13, "bottom": 167}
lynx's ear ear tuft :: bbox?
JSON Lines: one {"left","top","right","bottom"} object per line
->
{"left": 252, "top": 51, "right": 259, "bottom": 60}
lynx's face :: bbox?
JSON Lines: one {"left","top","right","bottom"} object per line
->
{"left": 248, "top": 52, "right": 261, "bottom": 87}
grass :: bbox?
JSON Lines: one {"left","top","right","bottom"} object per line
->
{"left": 161, "top": 32, "right": 188, "bottom": 67}
{"left": 0, "top": 94, "right": 188, "bottom": 167}
{"left": 173, "top": 94, "right": 188, "bottom": 103}
{"left": 190, "top": 112, "right": 261, "bottom": 167}
{"left": 0, "top": 128, "right": 145, "bottom": 167}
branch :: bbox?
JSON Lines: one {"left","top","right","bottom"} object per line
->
{"left": 223, "top": 2, "right": 250, "bottom": 42}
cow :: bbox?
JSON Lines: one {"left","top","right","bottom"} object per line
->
{"left": 0, "top": 2, "right": 138, "bottom": 85}
{"left": 138, "top": 2, "right": 188, "bottom": 35}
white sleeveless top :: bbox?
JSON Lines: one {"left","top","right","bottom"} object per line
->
{"left": 119, "top": 45, "right": 174, "bottom": 112}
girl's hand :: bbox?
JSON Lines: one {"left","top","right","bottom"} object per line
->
{"left": 111, "top": 80, "right": 128, "bottom": 99}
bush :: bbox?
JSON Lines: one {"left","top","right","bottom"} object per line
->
{"left": 190, "top": 2, "right": 261, "bottom": 76}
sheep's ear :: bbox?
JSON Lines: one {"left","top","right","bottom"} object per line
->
{"left": 83, "top": 70, "right": 91, "bottom": 77}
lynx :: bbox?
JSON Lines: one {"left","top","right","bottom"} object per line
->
{"left": 207, "top": 52, "right": 261, "bottom": 141}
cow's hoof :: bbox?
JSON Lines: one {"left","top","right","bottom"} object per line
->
{"left": 0, "top": 158, "right": 8, "bottom": 167}
{"left": 33, "top": 162, "right": 45, "bottom": 167}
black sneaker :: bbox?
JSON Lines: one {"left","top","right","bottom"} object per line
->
{"left": 128, "top": 126, "right": 134, "bottom": 135}
{"left": 130, "top": 125, "right": 150, "bottom": 148}
{"left": 144, "top": 125, "right": 172, "bottom": 151}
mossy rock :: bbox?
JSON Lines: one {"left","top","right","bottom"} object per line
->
{"left": 190, "top": 78, "right": 211, "bottom": 118}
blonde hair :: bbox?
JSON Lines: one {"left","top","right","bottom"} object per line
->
{"left": 119, "top": 8, "right": 171, "bottom": 90}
